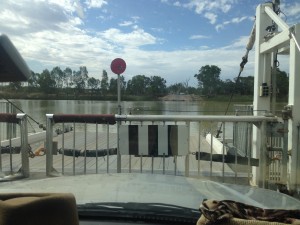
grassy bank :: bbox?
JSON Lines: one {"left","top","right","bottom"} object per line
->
{"left": 202, "top": 95, "right": 288, "bottom": 103}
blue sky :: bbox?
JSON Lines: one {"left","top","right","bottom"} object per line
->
{"left": 1, "top": 0, "right": 300, "bottom": 86}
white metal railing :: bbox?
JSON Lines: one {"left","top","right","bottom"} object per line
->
{"left": 44, "top": 113, "right": 284, "bottom": 188}
{"left": 0, "top": 113, "right": 29, "bottom": 181}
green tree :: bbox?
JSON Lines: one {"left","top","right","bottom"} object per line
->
{"left": 126, "top": 75, "right": 150, "bottom": 95}
{"left": 100, "top": 70, "right": 109, "bottom": 96}
{"left": 168, "top": 83, "right": 186, "bottom": 94}
{"left": 109, "top": 77, "right": 117, "bottom": 95}
{"left": 109, "top": 75, "right": 126, "bottom": 95}
{"left": 37, "top": 69, "right": 56, "bottom": 93}
{"left": 236, "top": 76, "right": 254, "bottom": 95}
{"left": 8, "top": 81, "right": 22, "bottom": 91}
{"left": 27, "top": 71, "right": 39, "bottom": 89}
{"left": 51, "top": 66, "right": 64, "bottom": 88}
{"left": 73, "top": 66, "right": 88, "bottom": 94}
{"left": 276, "top": 69, "right": 289, "bottom": 97}
{"left": 87, "top": 77, "right": 100, "bottom": 96}
{"left": 63, "top": 67, "right": 73, "bottom": 88}
{"left": 194, "top": 65, "right": 221, "bottom": 95}
{"left": 148, "top": 76, "right": 167, "bottom": 97}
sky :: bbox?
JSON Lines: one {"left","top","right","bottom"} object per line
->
{"left": 1, "top": 0, "right": 300, "bottom": 86}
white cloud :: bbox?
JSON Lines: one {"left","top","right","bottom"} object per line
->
{"left": 119, "top": 21, "right": 134, "bottom": 27}
{"left": 215, "top": 16, "right": 251, "bottom": 31}
{"left": 174, "top": 1, "right": 181, "bottom": 7}
{"left": 215, "top": 24, "right": 224, "bottom": 32}
{"left": 85, "top": 0, "right": 107, "bottom": 9}
{"left": 204, "top": 12, "right": 217, "bottom": 24}
{"left": 165, "top": 0, "right": 236, "bottom": 25}
{"left": 184, "top": 0, "right": 235, "bottom": 14}
{"left": 280, "top": 2, "right": 300, "bottom": 24}
{"left": 189, "top": 35, "right": 210, "bottom": 40}
{"left": 100, "top": 28, "right": 157, "bottom": 48}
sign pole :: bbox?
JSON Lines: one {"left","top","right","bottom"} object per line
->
{"left": 111, "top": 58, "right": 126, "bottom": 173}
{"left": 117, "top": 74, "right": 121, "bottom": 114}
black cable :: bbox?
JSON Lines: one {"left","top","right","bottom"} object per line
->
{"left": 215, "top": 58, "right": 246, "bottom": 138}
{"left": 3, "top": 98, "right": 45, "bottom": 130}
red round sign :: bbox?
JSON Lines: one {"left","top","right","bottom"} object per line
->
{"left": 110, "top": 58, "right": 126, "bottom": 75}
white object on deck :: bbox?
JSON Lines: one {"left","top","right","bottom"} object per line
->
{"left": 206, "top": 133, "right": 228, "bottom": 155}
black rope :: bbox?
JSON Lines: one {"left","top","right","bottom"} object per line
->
{"left": 215, "top": 57, "right": 247, "bottom": 138}
{"left": 3, "top": 98, "right": 45, "bottom": 130}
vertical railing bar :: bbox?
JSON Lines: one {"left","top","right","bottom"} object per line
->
{"left": 96, "top": 123, "right": 98, "bottom": 173}
{"left": 73, "top": 122, "right": 76, "bottom": 175}
{"left": 140, "top": 155, "right": 143, "bottom": 173}
{"left": 210, "top": 122, "right": 213, "bottom": 179}
{"left": 84, "top": 123, "right": 87, "bottom": 174}
{"left": 18, "top": 114, "right": 29, "bottom": 178}
{"left": 151, "top": 155, "right": 154, "bottom": 174}
{"left": 62, "top": 123, "right": 65, "bottom": 175}
{"left": 185, "top": 121, "right": 190, "bottom": 177}
{"left": 163, "top": 153, "right": 165, "bottom": 174}
{"left": 174, "top": 155, "right": 177, "bottom": 176}
{"left": 198, "top": 122, "right": 201, "bottom": 177}
{"left": 46, "top": 115, "right": 54, "bottom": 176}
{"left": 9, "top": 122, "right": 12, "bottom": 174}
{"left": 247, "top": 123, "right": 251, "bottom": 182}
{"left": 222, "top": 122, "right": 225, "bottom": 182}
{"left": 107, "top": 122, "right": 109, "bottom": 173}
{"left": 235, "top": 122, "right": 238, "bottom": 184}
{"left": 129, "top": 154, "right": 131, "bottom": 173}
{"left": 271, "top": 136, "right": 274, "bottom": 181}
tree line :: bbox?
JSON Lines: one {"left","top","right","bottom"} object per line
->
{"left": 4, "top": 65, "right": 289, "bottom": 99}
{"left": 194, "top": 65, "right": 289, "bottom": 97}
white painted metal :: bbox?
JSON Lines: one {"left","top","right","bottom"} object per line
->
{"left": 253, "top": 3, "right": 274, "bottom": 187}
{"left": 45, "top": 115, "right": 59, "bottom": 177}
{"left": 116, "top": 115, "right": 277, "bottom": 122}
{"left": 253, "top": 1, "right": 300, "bottom": 191}
{"left": 264, "top": 6, "right": 289, "bottom": 30}
{"left": 138, "top": 125, "right": 148, "bottom": 155}
{"left": 17, "top": 114, "right": 29, "bottom": 178}
{"left": 0, "top": 114, "right": 29, "bottom": 181}
{"left": 177, "top": 125, "right": 188, "bottom": 156}
{"left": 288, "top": 23, "right": 300, "bottom": 192}
{"left": 205, "top": 133, "right": 228, "bottom": 155}
{"left": 158, "top": 126, "right": 168, "bottom": 155}
{"left": 119, "top": 125, "right": 129, "bottom": 155}
{"left": 260, "top": 29, "right": 290, "bottom": 53}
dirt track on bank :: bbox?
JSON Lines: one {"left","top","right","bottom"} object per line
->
{"left": 159, "top": 94, "right": 203, "bottom": 101}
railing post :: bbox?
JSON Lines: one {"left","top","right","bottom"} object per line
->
{"left": 17, "top": 113, "right": 29, "bottom": 178}
{"left": 185, "top": 122, "right": 190, "bottom": 177}
{"left": 257, "top": 120, "right": 269, "bottom": 188}
{"left": 46, "top": 114, "right": 59, "bottom": 177}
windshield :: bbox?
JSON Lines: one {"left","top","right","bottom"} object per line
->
{"left": 1, "top": 0, "right": 300, "bottom": 224}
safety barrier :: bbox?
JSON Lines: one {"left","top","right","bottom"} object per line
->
{"left": 0, "top": 113, "right": 29, "bottom": 181}
{"left": 44, "top": 113, "right": 283, "bottom": 188}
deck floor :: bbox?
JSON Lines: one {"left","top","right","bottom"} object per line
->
{"left": 0, "top": 131, "right": 251, "bottom": 184}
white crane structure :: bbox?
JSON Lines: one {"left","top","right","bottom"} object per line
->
{"left": 253, "top": 0, "right": 300, "bottom": 193}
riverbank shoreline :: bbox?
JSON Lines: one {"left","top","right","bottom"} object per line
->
{"left": 0, "top": 91, "right": 287, "bottom": 103}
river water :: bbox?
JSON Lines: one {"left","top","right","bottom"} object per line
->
{"left": 1, "top": 99, "right": 285, "bottom": 136}
{"left": 9, "top": 99, "right": 249, "bottom": 129}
